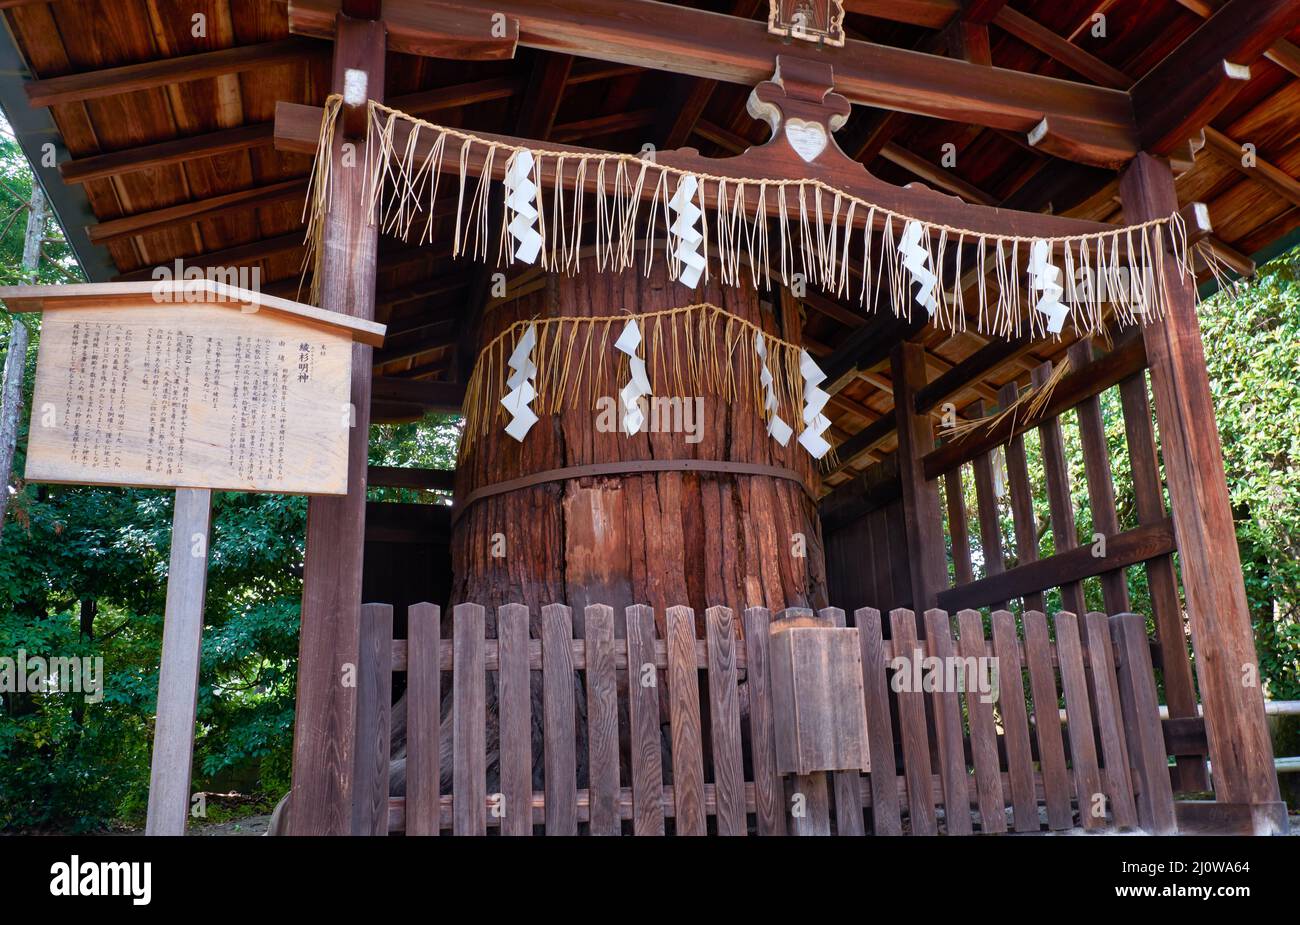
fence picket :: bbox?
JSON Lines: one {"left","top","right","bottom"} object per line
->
{"left": 890, "top": 608, "right": 936, "bottom": 835}
{"left": 705, "top": 606, "right": 747, "bottom": 836}
{"left": 585, "top": 604, "right": 621, "bottom": 835}
{"left": 956, "top": 609, "right": 1006, "bottom": 833}
{"left": 742, "top": 607, "right": 787, "bottom": 835}
{"left": 542, "top": 603, "right": 578, "bottom": 835}
{"left": 666, "top": 606, "right": 707, "bottom": 835}
{"left": 497, "top": 603, "right": 532, "bottom": 835}
{"left": 406, "top": 603, "right": 441, "bottom": 836}
{"left": 452, "top": 603, "right": 486, "bottom": 836}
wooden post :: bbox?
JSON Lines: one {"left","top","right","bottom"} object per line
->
{"left": 287, "top": 13, "right": 387, "bottom": 835}
{"left": 145, "top": 488, "right": 212, "bottom": 836}
{"left": 891, "top": 342, "right": 947, "bottom": 611}
{"left": 1120, "top": 153, "right": 1281, "bottom": 815}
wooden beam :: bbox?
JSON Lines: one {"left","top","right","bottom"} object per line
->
{"left": 992, "top": 7, "right": 1130, "bottom": 89}
{"left": 1173, "top": 0, "right": 1300, "bottom": 79}
{"left": 371, "top": 376, "right": 465, "bottom": 413}
{"left": 1130, "top": 0, "right": 1300, "bottom": 154}
{"left": 913, "top": 335, "right": 1035, "bottom": 414}
{"left": 1120, "top": 152, "right": 1280, "bottom": 811}
{"left": 293, "top": 0, "right": 518, "bottom": 59}
{"left": 287, "top": 14, "right": 387, "bottom": 837}
{"left": 25, "top": 38, "right": 327, "bottom": 108}
{"left": 114, "top": 233, "right": 305, "bottom": 282}
{"left": 60, "top": 123, "right": 275, "bottom": 185}
{"left": 368, "top": 465, "right": 455, "bottom": 491}
{"left": 388, "top": 76, "right": 522, "bottom": 119}
{"left": 961, "top": 0, "right": 1008, "bottom": 25}
{"left": 275, "top": 100, "right": 1123, "bottom": 239}
{"left": 891, "top": 342, "right": 948, "bottom": 611}
{"left": 1203, "top": 127, "right": 1300, "bottom": 209}
{"left": 88, "top": 179, "right": 308, "bottom": 245}
{"left": 843, "top": 0, "right": 958, "bottom": 29}
{"left": 514, "top": 53, "right": 572, "bottom": 142}
{"left": 923, "top": 334, "right": 1147, "bottom": 480}
{"left": 937, "top": 519, "right": 1176, "bottom": 613}
{"left": 879, "top": 142, "right": 997, "bottom": 205}
{"left": 291, "top": 0, "right": 1136, "bottom": 160}
{"left": 551, "top": 108, "right": 657, "bottom": 144}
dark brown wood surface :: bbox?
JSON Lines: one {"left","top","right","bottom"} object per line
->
{"left": 497, "top": 603, "right": 533, "bottom": 835}
{"left": 1082, "top": 611, "right": 1139, "bottom": 830}
{"left": 855, "top": 607, "right": 902, "bottom": 835}
{"left": 585, "top": 604, "right": 622, "bottom": 835}
{"left": 892, "top": 343, "right": 948, "bottom": 611}
{"left": 542, "top": 603, "right": 578, "bottom": 835}
{"left": 452, "top": 603, "right": 486, "bottom": 836}
{"left": 1053, "top": 611, "right": 1104, "bottom": 831}
{"left": 1110, "top": 613, "right": 1177, "bottom": 835}
{"left": 624, "top": 604, "right": 666, "bottom": 835}
{"left": 405, "top": 603, "right": 441, "bottom": 836}
{"left": 666, "top": 606, "right": 706, "bottom": 835}
{"left": 742, "top": 607, "right": 787, "bottom": 836}
{"left": 287, "top": 16, "right": 385, "bottom": 836}
{"left": 1122, "top": 153, "right": 1281, "bottom": 810}
{"left": 956, "top": 609, "right": 1006, "bottom": 833}
{"left": 991, "top": 609, "right": 1039, "bottom": 832}
{"left": 705, "top": 606, "right": 747, "bottom": 836}
{"left": 998, "top": 380, "right": 1045, "bottom": 612}
{"left": 889, "top": 608, "right": 936, "bottom": 835}
{"left": 1022, "top": 610, "right": 1073, "bottom": 830}
{"left": 923, "top": 609, "right": 972, "bottom": 834}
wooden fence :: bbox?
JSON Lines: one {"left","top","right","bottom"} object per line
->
{"left": 822, "top": 336, "right": 1208, "bottom": 791}
{"left": 352, "top": 602, "right": 1177, "bottom": 836}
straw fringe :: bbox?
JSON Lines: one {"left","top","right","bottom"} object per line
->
{"left": 459, "top": 303, "right": 808, "bottom": 460}
{"left": 304, "top": 96, "right": 1206, "bottom": 341}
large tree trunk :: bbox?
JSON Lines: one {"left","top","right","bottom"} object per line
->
{"left": 391, "top": 256, "right": 828, "bottom": 799}
{"left": 454, "top": 256, "right": 827, "bottom": 618}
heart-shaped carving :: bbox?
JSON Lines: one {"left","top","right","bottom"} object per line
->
{"left": 784, "top": 118, "right": 828, "bottom": 163}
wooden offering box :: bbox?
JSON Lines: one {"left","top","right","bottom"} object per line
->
{"left": 769, "top": 615, "right": 871, "bottom": 775}
{"left": 0, "top": 280, "right": 385, "bottom": 496}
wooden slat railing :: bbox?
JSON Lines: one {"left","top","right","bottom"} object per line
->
{"left": 355, "top": 603, "right": 1179, "bottom": 836}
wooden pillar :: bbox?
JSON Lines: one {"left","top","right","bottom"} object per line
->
{"left": 287, "top": 13, "right": 387, "bottom": 836}
{"left": 890, "top": 342, "right": 947, "bottom": 611}
{"left": 145, "top": 488, "right": 212, "bottom": 836}
{"left": 1120, "top": 153, "right": 1281, "bottom": 815}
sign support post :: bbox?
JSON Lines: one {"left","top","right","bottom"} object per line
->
{"left": 145, "top": 487, "right": 213, "bottom": 836}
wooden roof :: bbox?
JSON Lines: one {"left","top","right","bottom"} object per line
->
{"left": 3, "top": 0, "right": 1299, "bottom": 492}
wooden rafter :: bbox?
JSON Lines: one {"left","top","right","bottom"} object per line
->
{"left": 25, "top": 38, "right": 328, "bottom": 107}
{"left": 1130, "top": 0, "right": 1300, "bottom": 154}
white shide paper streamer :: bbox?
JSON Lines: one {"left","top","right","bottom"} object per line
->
{"left": 755, "top": 331, "right": 793, "bottom": 446}
{"left": 797, "top": 348, "right": 832, "bottom": 459}
{"left": 1028, "top": 239, "right": 1068, "bottom": 334}
{"left": 504, "top": 150, "right": 543, "bottom": 264}
{"left": 615, "top": 318, "right": 652, "bottom": 435}
{"left": 669, "top": 174, "right": 706, "bottom": 289}
{"left": 898, "top": 219, "right": 938, "bottom": 317}
{"left": 501, "top": 324, "right": 539, "bottom": 441}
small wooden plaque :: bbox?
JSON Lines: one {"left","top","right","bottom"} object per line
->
{"left": 768, "top": 624, "right": 870, "bottom": 774}
{"left": 4, "top": 281, "right": 386, "bottom": 496}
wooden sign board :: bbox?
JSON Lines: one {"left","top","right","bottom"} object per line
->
{"left": 1, "top": 281, "right": 386, "bottom": 496}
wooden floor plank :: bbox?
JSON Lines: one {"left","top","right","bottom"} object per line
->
{"left": 452, "top": 603, "right": 486, "bottom": 836}
{"left": 667, "top": 606, "right": 707, "bottom": 835}
{"left": 956, "top": 609, "right": 1006, "bottom": 833}
{"left": 497, "top": 603, "right": 533, "bottom": 836}
{"left": 624, "top": 605, "right": 665, "bottom": 835}
{"left": 742, "top": 607, "right": 787, "bottom": 835}
{"left": 1023, "top": 610, "right": 1074, "bottom": 830}
{"left": 585, "top": 604, "right": 621, "bottom": 835}
{"left": 705, "top": 606, "right": 747, "bottom": 836}
{"left": 542, "top": 603, "right": 578, "bottom": 835}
